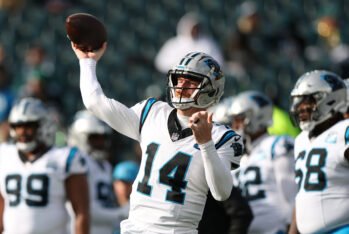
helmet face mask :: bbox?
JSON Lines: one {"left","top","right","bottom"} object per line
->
{"left": 9, "top": 98, "right": 56, "bottom": 153}
{"left": 68, "top": 110, "right": 112, "bottom": 160}
{"left": 167, "top": 52, "right": 225, "bottom": 110}
{"left": 290, "top": 70, "right": 346, "bottom": 131}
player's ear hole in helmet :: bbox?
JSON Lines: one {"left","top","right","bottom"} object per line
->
{"left": 167, "top": 52, "right": 225, "bottom": 110}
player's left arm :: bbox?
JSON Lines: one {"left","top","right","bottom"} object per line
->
{"left": 0, "top": 192, "right": 4, "bottom": 233}
{"left": 189, "top": 111, "right": 242, "bottom": 201}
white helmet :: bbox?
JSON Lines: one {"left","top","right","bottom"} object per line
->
{"left": 9, "top": 97, "right": 56, "bottom": 152}
{"left": 290, "top": 70, "right": 346, "bottom": 131}
{"left": 68, "top": 110, "right": 112, "bottom": 160}
{"left": 167, "top": 52, "right": 225, "bottom": 110}
{"left": 229, "top": 90, "right": 273, "bottom": 134}
{"left": 209, "top": 96, "right": 235, "bottom": 125}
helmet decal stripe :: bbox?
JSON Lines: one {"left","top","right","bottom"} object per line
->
{"left": 179, "top": 57, "right": 186, "bottom": 65}
{"left": 190, "top": 52, "right": 201, "bottom": 58}
{"left": 184, "top": 58, "right": 192, "bottom": 65}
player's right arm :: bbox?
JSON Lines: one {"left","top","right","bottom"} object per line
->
{"left": 64, "top": 148, "right": 90, "bottom": 234}
{"left": 0, "top": 192, "right": 4, "bottom": 233}
{"left": 71, "top": 42, "right": 140, "bottom": 141}
{"left": 66, "top": 174, "right": 90, "bottom": 234}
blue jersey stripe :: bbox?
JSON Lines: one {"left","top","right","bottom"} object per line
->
{"left": 345, "top": 127, "right": 349, "bottom": 145}
{"left": 139, "top": 98, "right": 157, "bottom": 133}
{"left": 65, "top": 147, "right": 78, "bottom": 173}
{"left": 271, "top": 136, "right": 283, "bottom": 160}
{"left": 215, "top": 130, "right": 237, "bottom": 150}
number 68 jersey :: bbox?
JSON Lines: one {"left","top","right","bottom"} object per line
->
{"left": 0, "top": 143, "right": 87, "bottom": 234}
{"left": 294, "top": 119, "right": 349, "bottom": 234}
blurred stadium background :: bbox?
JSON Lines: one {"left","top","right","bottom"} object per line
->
{"left": 1, "top": 0, "right": 349, "bottom": 159}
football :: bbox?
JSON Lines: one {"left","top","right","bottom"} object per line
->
{"left": 65, "top": 13, "right": 107, "bottom": 52}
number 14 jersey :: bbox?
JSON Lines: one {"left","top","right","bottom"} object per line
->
{"left": 128, "top": 99, "right": 243, "bottom": 233}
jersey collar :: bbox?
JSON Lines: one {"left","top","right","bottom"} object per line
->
{"left": 168, "top": 109, "right": 193, "bottom": 142}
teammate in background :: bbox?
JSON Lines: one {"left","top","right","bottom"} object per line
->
{"left": 208, "top": 96, "right": 235, "bottom": 125}
{"left": 71, "top": 41, "right": 243, "bottom": 234}
{"left": 112, "top": 161, "right": 140, "bottom": 234}
{"left": 230, "top": 91, "right": 296, "bottom": 234}
{"left": 0, "top": 97, "right": 89, "bottom": 234}
{"left": 289, "top": 70, "right": 349, "bottom": 234}
{"left": 68, "top": 110, "right": 128, "bottom": 234}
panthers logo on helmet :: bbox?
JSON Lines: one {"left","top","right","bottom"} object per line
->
{"left": 321, "top": 73, "right": 346, "bottom": 91}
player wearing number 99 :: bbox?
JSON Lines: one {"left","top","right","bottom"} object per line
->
{"left": 68, "top": 110, "right": 129, "bottom": 234}
{"left": 229, "top": 91, "right": 297, "bottom": 234}
{"left": 289, "top": 70, "right": 349, "bottom": 234}
{"left": 71, "top": 41, "right": 243, "bottom": 234}
{"left": 0, "top": 97, "right": 89, "bottom": 234}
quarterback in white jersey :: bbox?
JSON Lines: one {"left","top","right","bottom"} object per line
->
{"left": 289, "top": 70, "right": 349, "bottom": 234}
{"left": 230, "top": 91, "right": 297, "bottom": 234}
{"left": 68, "top": 110, "right": 129, "bottom": 234}
{"left": 0, "top": 98, "right": 89, "bottom": 234}
{"left": 71, "top": 43, "right": 243, "bottom": 234}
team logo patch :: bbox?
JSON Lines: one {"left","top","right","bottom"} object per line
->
{"left": 230, "top": 142, "right": 243, "bottom": 156}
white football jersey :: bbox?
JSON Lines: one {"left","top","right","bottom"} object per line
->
{"left": 234, "top": 134, "right": 296, "bottom": 234}
{"left": 79, "top": 62, "right": 243, "bottom": 233}
{"left": 123, "top": 99, "right": 242, "bottom": 233}
{"left": 67, "top": 156, "right": 128, "bottom": 234}
{"left": 0, "top": 144, "right": 87, "bottom": 234}
{"left": 294, "top": 119, "right": 349, "bottom": 234}
{"left": 86, "top": 157, "right": 128, "bottom": 234}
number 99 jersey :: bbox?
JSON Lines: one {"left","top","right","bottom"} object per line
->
{"left": 294, "top": 119, "right": 349, "bottom": 234}
{"left": 0, "top": 144, "right": 87, "bottom": 234}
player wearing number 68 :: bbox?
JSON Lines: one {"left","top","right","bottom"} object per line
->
{"left": 0, "top": 98, "right": 89, "bottom": 234}
{"left": 72, "top": 42, "right": 244, "bottom": 234}
{"left": 289, "top": 70, "right": 349, "bottom": 234}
